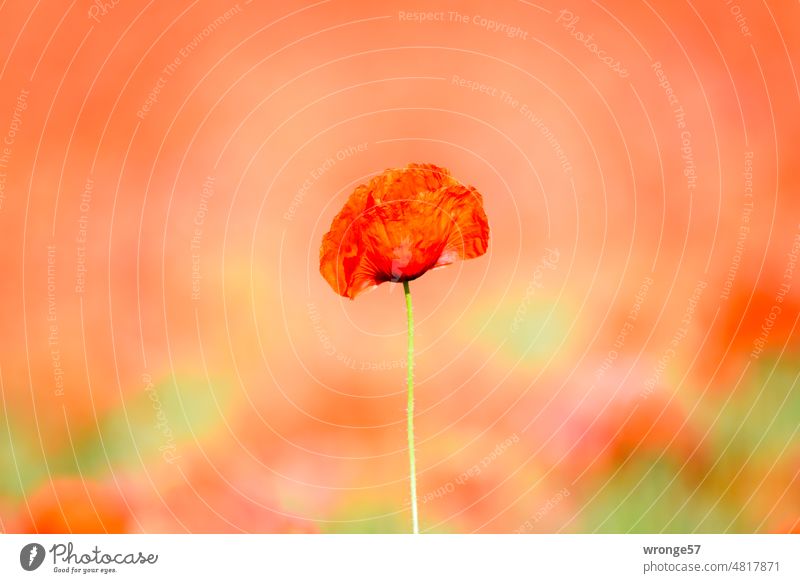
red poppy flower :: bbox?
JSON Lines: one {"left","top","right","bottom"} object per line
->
{"left": 320, "top": 163, "right": 490, "bottom": 299}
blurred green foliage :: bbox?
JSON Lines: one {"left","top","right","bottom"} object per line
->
{"left": 0, "top": 375, "right": 228, "bottom": 499}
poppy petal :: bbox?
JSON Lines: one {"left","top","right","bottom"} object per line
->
{"left": 320, "top": 164, "right": 489, "bottom": 299}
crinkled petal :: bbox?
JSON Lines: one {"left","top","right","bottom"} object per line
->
{"left": 319, "top": 164, "right": 489, "bottom": 299}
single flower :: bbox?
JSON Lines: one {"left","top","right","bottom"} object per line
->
{"left": 318, "top": 162, "right": 489, "bottom": 534}
{"left": 319, "top": 163, "right": 490, "bottom": 299}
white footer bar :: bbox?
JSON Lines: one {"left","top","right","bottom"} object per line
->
{"left": 1, "top": 534, "right": 797, "bottom": 582}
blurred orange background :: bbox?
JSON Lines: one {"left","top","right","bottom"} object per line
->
{"left": 0, "top": 0, "right": 799, "bottom": 533}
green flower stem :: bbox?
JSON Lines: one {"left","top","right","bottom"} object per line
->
{"left": 403, "top": 280, "right": 419, "bottom": 534}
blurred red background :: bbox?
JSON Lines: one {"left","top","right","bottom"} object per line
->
{"left": 0, "top": 0, "right": 798, "bottom": 533}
